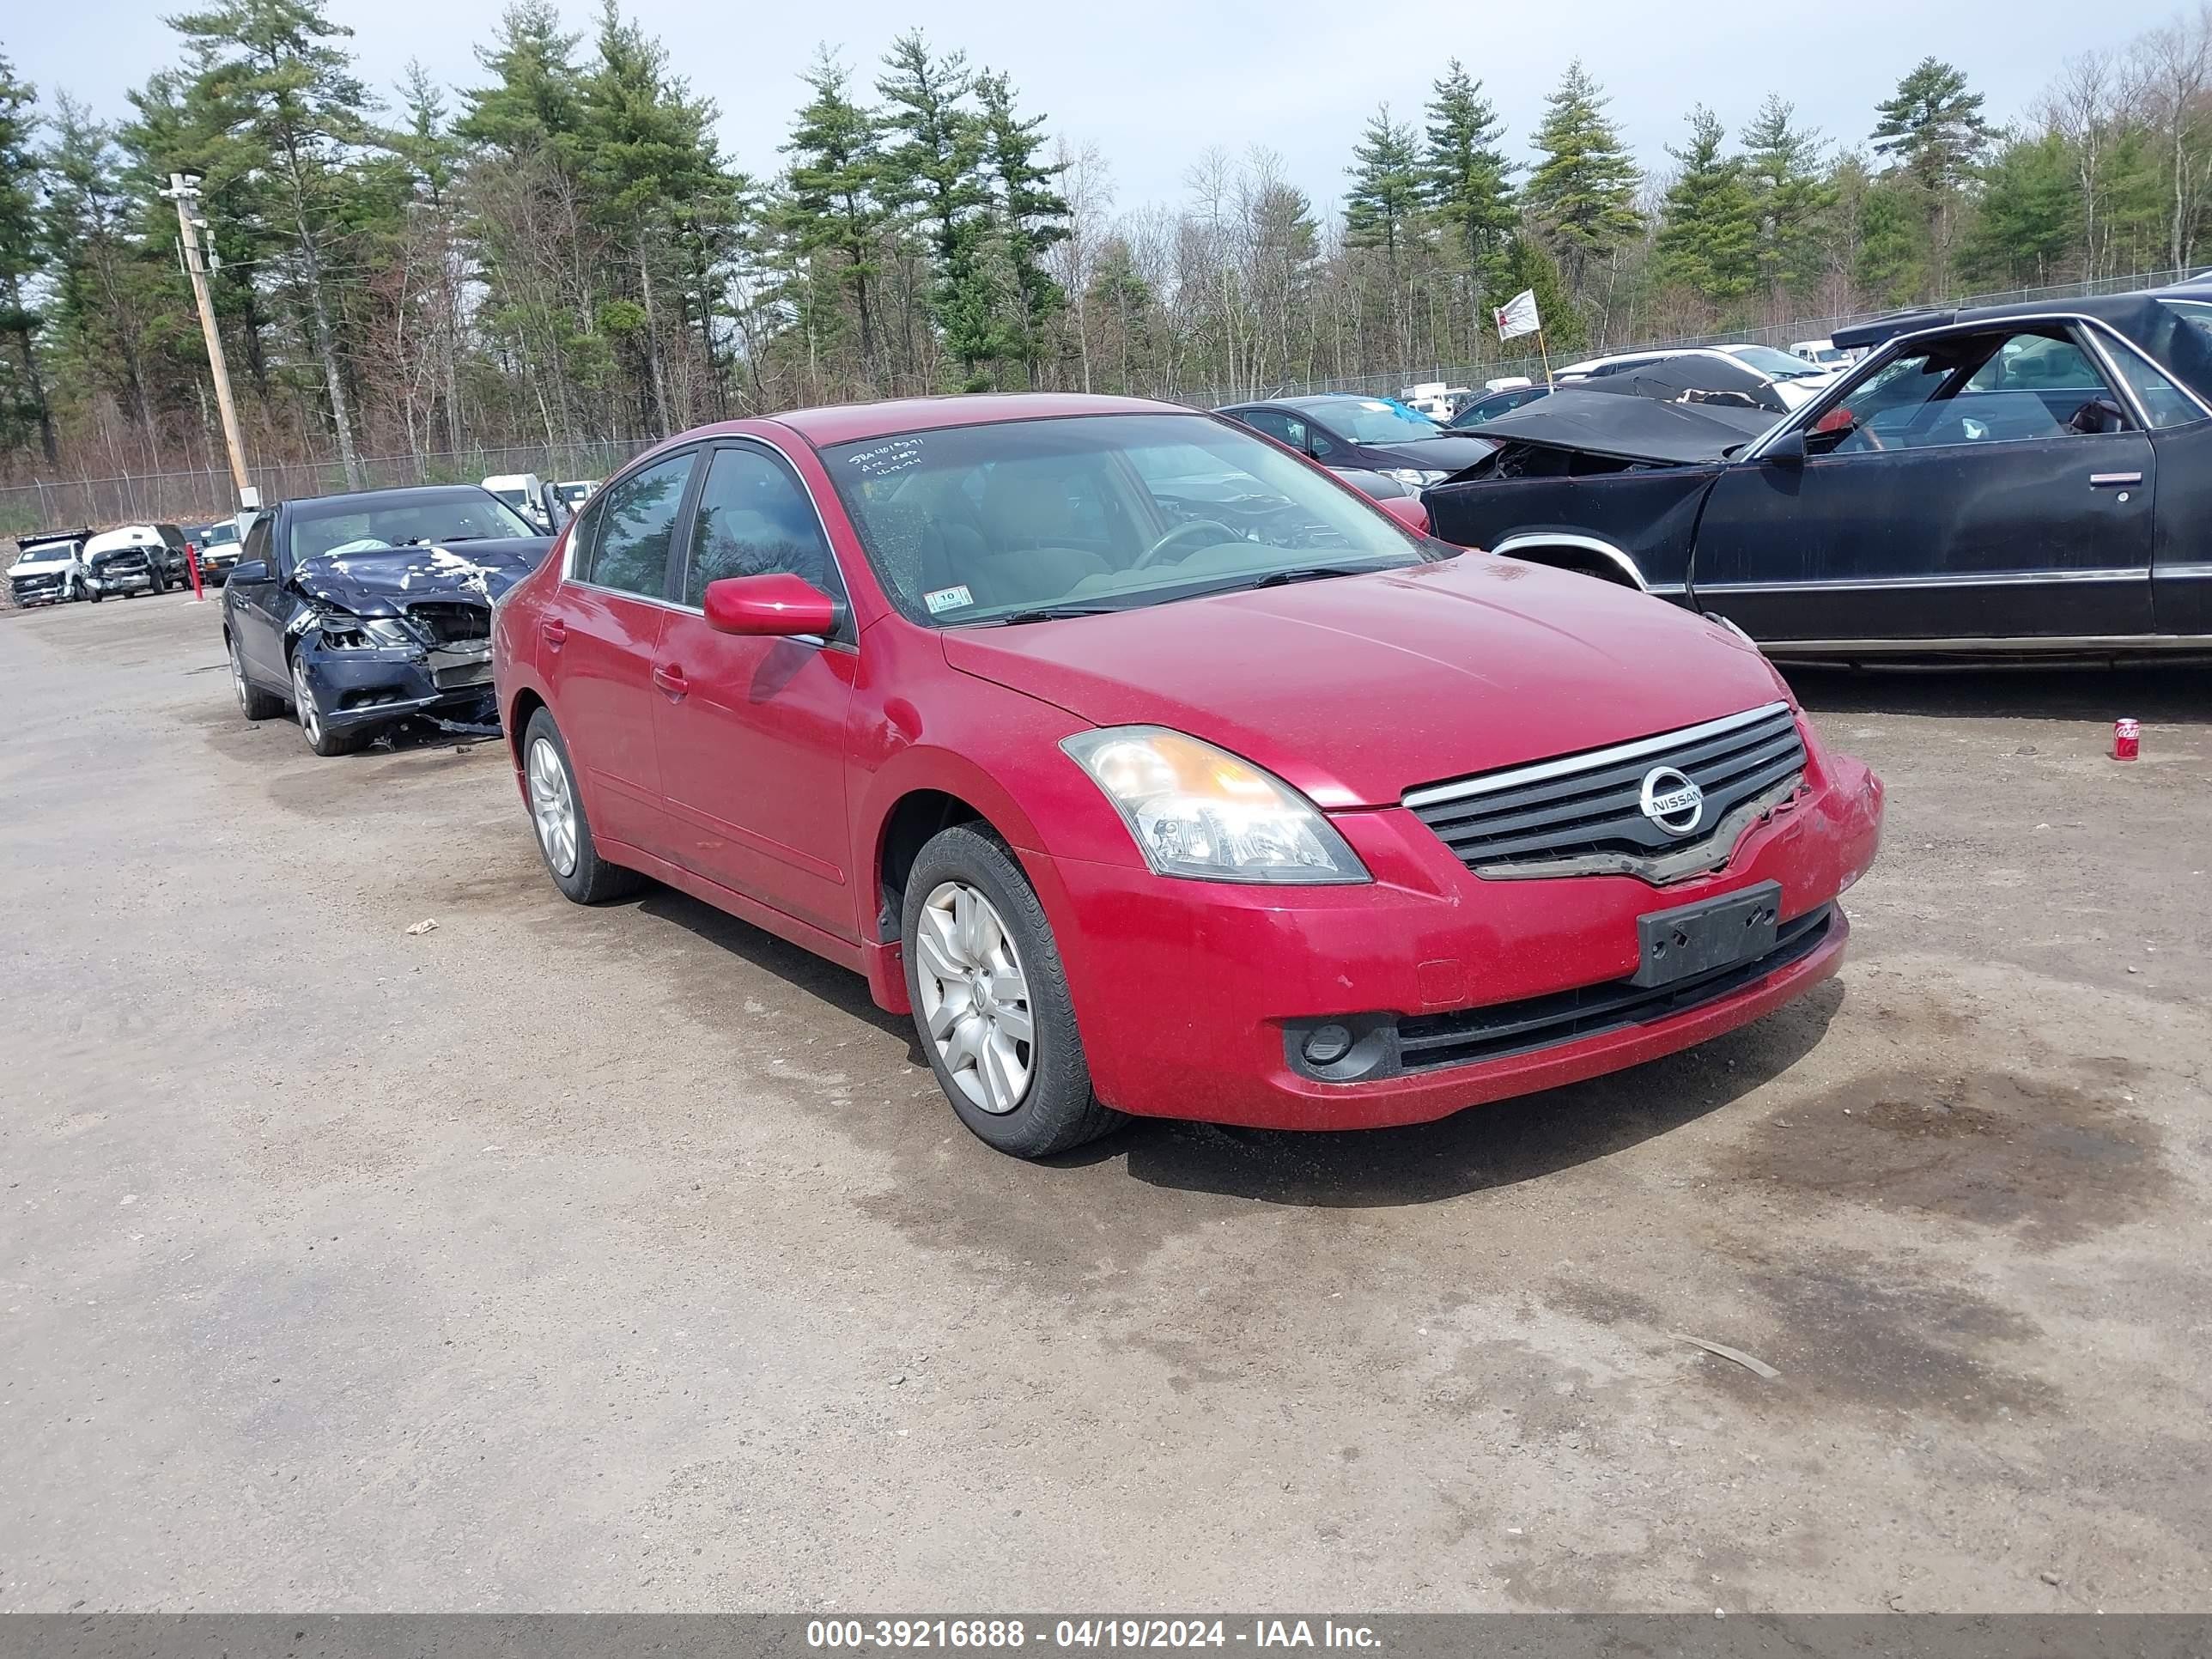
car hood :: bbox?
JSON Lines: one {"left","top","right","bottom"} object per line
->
{"left": 291, "top": 538, "right": 552, "bottom": 614}
{"left": 1458, "top": 389, "right": 1778, "bottom": 465}
{"left": 940, "top": 554, "right": 1789, "bottom": 809}
{"left": 1354, "top": 435, "right": 1498, "bottom": 471}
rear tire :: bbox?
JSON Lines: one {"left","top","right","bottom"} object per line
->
{"left": 230, "top": 633, "right": 284, "bottom": 720}
{"left": 522, "top": 708, "right": 642, "bottom": 903}
{"left": 902, "top": 823, "right": 1123, "bottom": 1159}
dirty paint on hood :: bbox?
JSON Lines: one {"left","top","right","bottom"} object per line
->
{"left": 291, "top": 536, "right": 552, "bottom": 616}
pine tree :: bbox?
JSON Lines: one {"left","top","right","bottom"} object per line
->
{"left": 1522, "top": 60, "right": 1642, "bottom": 291}
{"left": 0, "top": 53, "right": 58, "bottom": 464}
{"left": 876, "top": 31, "right": 997, "bottom": 385}
{"left": 580, "top": 0, "right": 732, "bottom": 434}
{"left": 1344, "top": 103, "right": 1424, "bottom": 263}
{"left": 1653, "top": 106, "right": 1758, "bottom": 299}
{"left": 456, "top": 0, "right": 586, "bottom": 161}
{"left": 1421, "top": 59, "right": 1513, "bottom": 286}
{"left": 1741, "top": 94, "right": 1832, "bottom": 299}
{"left": 1872, "top": 57, "right": 1990, "bottom": 294}
{"left": 167, "top": 0, "right": 377, "bottom": 485}
{"left": 781, "top": 50, "right": 891, "bottom": 373}
{"left": 1872, "top": 58, "right": 1991, "bottom": 196}
{"left": 975, "top": 70, "right": 1070, "bottom": 380}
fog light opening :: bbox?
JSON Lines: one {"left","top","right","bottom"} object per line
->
{"left": 1303, "top": 1024, "right": 1354, "bottom": 1067}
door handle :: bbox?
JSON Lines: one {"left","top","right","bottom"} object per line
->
{"left": 2089, "top": 471, "right": 2143, "bottom": 487}
{"left": 540, "top": 617, "right": 568, "bottom": 648}
{"left": 653, "top": 663, "right": 690, "bottom": 699}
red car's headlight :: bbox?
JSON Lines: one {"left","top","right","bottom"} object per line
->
{"left": 1060, "top": 726, "right": 1370, "bottom": 885}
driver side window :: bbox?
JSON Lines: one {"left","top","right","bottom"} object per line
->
{"left": 1814, "top": 327, "right": 2130, "bottom": 456}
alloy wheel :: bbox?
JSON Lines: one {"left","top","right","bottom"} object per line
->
{"left": 229, "top": 638, "right": 248, "bottom": 714}
{"left": 527, "top": 737, "right": 580, "bottom": 878}
{"left": 914, "top": 881, "right": 1035, "bottom": 1115}
{"left": 290, "top": 655, "right": 323, "bottom": 747}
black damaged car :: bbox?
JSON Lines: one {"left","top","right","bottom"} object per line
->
{"left": 222, "top": 485, "right": 554, "bottom": 755}
{"left": 1424, "top": 280, "right": 2212, "bottom": 661}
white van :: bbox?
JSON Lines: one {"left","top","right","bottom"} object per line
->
{"left": 481, "top": 472, "right": 552, "bottom": 531}
{"left": 1790, "top": 338, "right": 1854, "bottom": 368}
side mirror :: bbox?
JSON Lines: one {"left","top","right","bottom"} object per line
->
{"left": 1763, "top": 428, "right": 1808, "bottom": 467}
{"left": 228, "top": 559, "right": 270, "bottom": 584}
{"left": 1376, "top": 494, "right": 1431, "bottom": 535}
{"left": 703, "top": 572, "right": 840, "bottom": 638}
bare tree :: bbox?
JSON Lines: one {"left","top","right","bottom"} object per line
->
{"left": 2130, "top": 6, "right": 2212, "bottom": 270}
{"left": 1048, "top": 138, "right": 1114, "bottom": 393}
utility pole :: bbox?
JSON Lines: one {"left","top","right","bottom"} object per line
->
{"left": 161, "top": 171, "right": 254, "bottom": 507}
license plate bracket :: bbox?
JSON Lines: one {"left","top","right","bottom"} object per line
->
{"left": 1632, "top": 881, "right": 1783, "bottom": 988}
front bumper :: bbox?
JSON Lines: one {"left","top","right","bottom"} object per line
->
{"left": 296, "top": 638, "right": 497, "bottom": 730}
{"left": 9, "top": 578, "right": 68, "bottom": 606}
{"left": 89, "top": 571, "right": 153, "bottom": 594}
{"left": 1026, "top": 750, "right": 1883, "bottom": 1131}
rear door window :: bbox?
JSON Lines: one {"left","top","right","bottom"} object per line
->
{"left": 585, "top": 452, "right": 696, "bottom": 599}
{"left": 1238, "top": 409, "right": 1310, "bottom": 451}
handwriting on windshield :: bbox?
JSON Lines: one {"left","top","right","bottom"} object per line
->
{"left": 843, "top": 439, "right": 926, "bottom": 478}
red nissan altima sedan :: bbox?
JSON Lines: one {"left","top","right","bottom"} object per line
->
{"left": 492, "top": 393, "right": 1883, "bottom": 1158}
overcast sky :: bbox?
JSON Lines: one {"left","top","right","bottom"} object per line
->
{"left": 7, "top": 0, "right": 2190, "bottom": 216}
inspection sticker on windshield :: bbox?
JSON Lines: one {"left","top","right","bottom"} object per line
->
{"left": 924, "top": 584, "right": 974, "bottom": 615}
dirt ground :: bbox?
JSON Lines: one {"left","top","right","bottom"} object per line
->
{"left": 2, "top": 590, "right": 2207, "bottom": 1613}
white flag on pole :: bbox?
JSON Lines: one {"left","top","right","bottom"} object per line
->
{"left": 1493, "top": 289, "right": 1541, "bottom": 342}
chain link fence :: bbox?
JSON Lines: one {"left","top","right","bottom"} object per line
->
{"left": 4, "top": 266, "right": 2200, "bottom": 540}
{"left": 0, "top": 438, "right": 657, "bottom": 539}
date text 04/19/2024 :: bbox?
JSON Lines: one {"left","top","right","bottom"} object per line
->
{"left": 805, "top": 1621, "right": 1382, "bottom": 1650}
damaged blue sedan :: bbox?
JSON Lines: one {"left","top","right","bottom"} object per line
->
{"left": 222, "top": 485, "right": 555, "bottom": 756}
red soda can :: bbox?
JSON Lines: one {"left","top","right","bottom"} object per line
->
{"left": 2112, "top": 718, "right": 2141, "bottom": 761}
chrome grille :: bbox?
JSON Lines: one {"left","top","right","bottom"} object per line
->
{"left": 1404, "top": 702, "right": 1807, "bottom": 878}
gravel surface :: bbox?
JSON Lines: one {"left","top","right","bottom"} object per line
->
{"left": 3, "top": 591, "right": 2207, "bottom": 1612}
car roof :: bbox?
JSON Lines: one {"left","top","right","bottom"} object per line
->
{"left": 1827, "top": 277, "right": 2212, "bottom": 400}
{"left": 762, "top": 392, "right": 1188, "bottom": 447}
{"left": 1277, "top": 393, "right": 1406, "bottom": 409}
{"left": 282, "top": 484, "right": 501, "bottom": 513}
{"left": 1833, "top": 277, "right": 2212, "bottom": 350}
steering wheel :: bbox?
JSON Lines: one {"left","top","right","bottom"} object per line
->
{"left": 1132, "top": 518, "right": 1239, "bottom": 570}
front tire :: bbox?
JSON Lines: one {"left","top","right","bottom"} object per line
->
{"left": 290, "top": 651, "right": 364, "bottom": 757}
{"left": 522, "top": 708, "right": 642, "bottom": 903}
{"left": 902, "top": 823, "right": 1123, "bottom": 1158}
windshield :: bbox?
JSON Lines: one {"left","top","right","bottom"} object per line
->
{"left": 287, "top": 494, "right": 537, "bottom": 562}
{"left": 200, "top": 522, "right": 240, "bottom": 546}
{"left": 1306, "top": 398, "right": 1448, "bottom": 442}
{"left": 16, "top": 540, "right": 81, "bottom": 562}
{"left": 1729, "top": 344, "right": 1825, "bottom": 379}
{"left": 821, "top": 412, "right": 1442, "bottom": 627}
